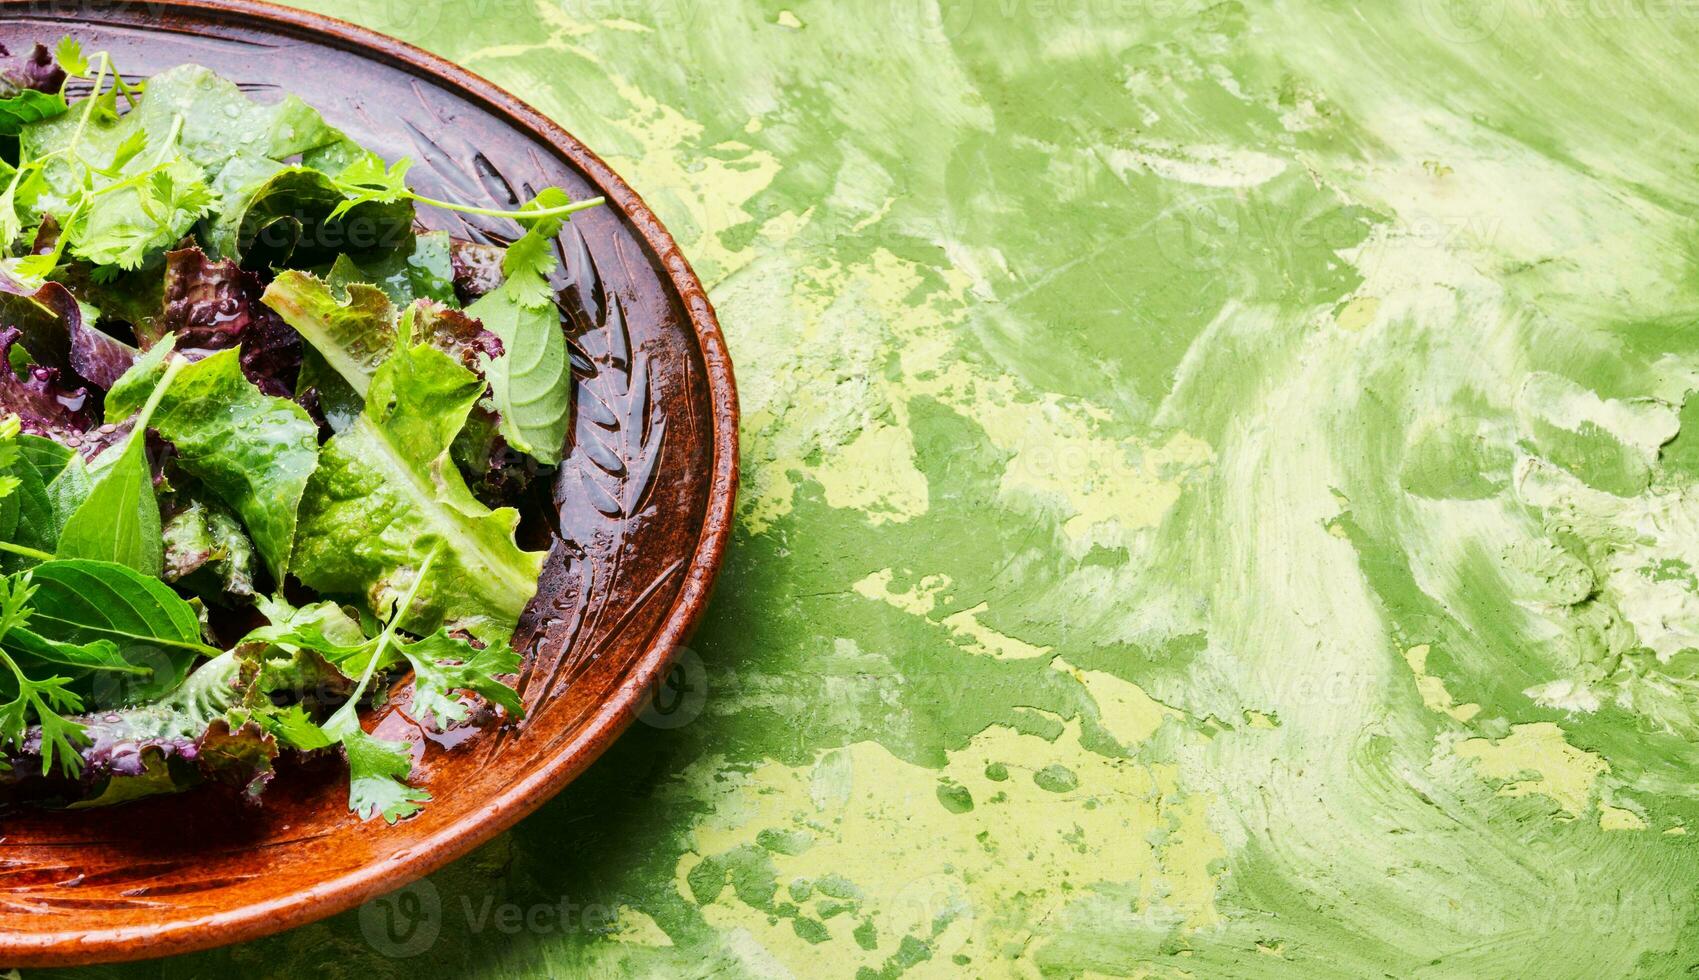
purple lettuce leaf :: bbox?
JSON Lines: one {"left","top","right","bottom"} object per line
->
{"left": 0, "top": 43, "right": 66, "bottom": 96}
{"left": 1, "top": 645, "right": 350, "bottom": 807}
{"left": 0, "top": 325, "right": 96, "bottom": 445}
{"left": 0, "top": 267, "right": 137, "bottom": 390}
{"left": 161, "top": 247, "right": 302, "bottom": 398}
{"left": 450, "top": 237, "right": 506, "bottom": 304}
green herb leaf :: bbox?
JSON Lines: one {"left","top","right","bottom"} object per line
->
{"left": 53, "top": 39, "right": 87, "bottom": 78}
{"left": 54, "top": 432, "right": 161, "bottom": 574}
{"left": 21, "top": 559, "right": 215, "bottom": 704}
{"left": 467, "top": 188, "right": 576, "bottom": 465}
{"left": 55, "top": 358, "right": 183, "bottom": 575}
{"left": 397, "top": 632, "right": 523, "bottom": 729}
{"left": 0, "top": 574, "right": 87, "bottom": 776}
{"left": 320, "top": 549, "right": 438, "bottom": 823}
{"left": 293, "top": 342, "right": 545, "bottom": 643}
{"left": 257, "top": 702, "right": 334, "bottom": 751}
{"left": 326, "top": 152, "right": 412, "bottom": 221}
{"left": 325, "top": 229, "right": 457, "bottom": 307}
{"left": 339, "top": 725, "right": 429, "bottom": 823}
{"left": 0, "top": 89, "right": 67, "bottom": 138}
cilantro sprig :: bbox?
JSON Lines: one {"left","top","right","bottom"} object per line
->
{"left": 0, "top": 575, "right": 87, "bottom": 777}
{"left": 329, "top": 153, "right": 606, "bottom": 225}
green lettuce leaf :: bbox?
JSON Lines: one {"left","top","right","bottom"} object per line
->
{"left": 292, "top": 341, "right": 545, "bottom": 643}
{"left": 326, "top": 229, "right": 457, "bottom": 307}
{"left": 107, "top": 348, "right": 318, "bottom": 580}
{"left": 260, "top": 270, "right": 395, "bottom": 400}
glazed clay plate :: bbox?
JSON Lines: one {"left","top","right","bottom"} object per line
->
{"left": 0, "top": 0, "right": 737, "bottom": 965}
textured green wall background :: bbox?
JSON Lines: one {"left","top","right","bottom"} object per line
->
{"left": 35, "top": 0, "right": 1699, "bottom": 977}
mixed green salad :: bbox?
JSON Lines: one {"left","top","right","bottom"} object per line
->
{"left": 0, "top": 40, "right": 601, "bottom": 821}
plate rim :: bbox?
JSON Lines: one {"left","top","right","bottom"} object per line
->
{"left": 0, "top": 0, "right": 740, "bottom": 964}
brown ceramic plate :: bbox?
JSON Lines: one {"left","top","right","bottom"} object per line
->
{"left": 0, "top": 0, "right": 737, "bottom": 966}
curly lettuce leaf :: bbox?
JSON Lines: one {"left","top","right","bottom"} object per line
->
{"left": 261, "top": 270, "right": 396, "bottom": 400}
{"left": 162, "top": 497, "right": 256, "bottom": 599}
{"left": 158, "top": 247, "right": 302, "bottom": 397}
{"left": 264, "top": 271, "right": 502, "bottom": 433}
{"left": 107, "top": 348, "right": 318, "bottom": 581}
{"left": 293, "top": 340, "right": 545, "bottom": 644}
{"left": 4, "top": 645, "right": 319, "bottom": 799}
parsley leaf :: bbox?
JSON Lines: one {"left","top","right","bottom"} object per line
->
{"left": 326, "top": 152, "right": 412, "bottom": 221}
{"left": 0, "top": 573, "right": 88, "bottom": 776}
{"left": 397, "top": 632, "right": 523, "bottom": 729}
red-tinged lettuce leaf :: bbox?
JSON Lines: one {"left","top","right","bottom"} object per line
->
{"left": 0, "top": 326, "right": 95, "bottom": 445}
{"left": 0, "top": 44, "right": 67, "bottom": 137}
{"left": 450, "top": 237, "right": 506, "bottom": 304}
{"left": 160, "top": 247, "right": 301, "bottom": 397}
{"left": 0, "top": 43, "right": 66, "bottom": 95}
{"left": 263, "top": 272, "right": 502, "bottom": 396}
{"left": 263, "top": 272, "right": 503, "bottom": 435}
{"left": 0, "top": 270, "right": 135, "bottom": 390}
{"left": 195, "top": 718, "right": 278, "bottom": 802}
{"left": 1, "top": 642, "right": 348, "bottom": 806}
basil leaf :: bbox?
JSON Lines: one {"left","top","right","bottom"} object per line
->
{"left": 466, "top": 189, "right": 575, "bottom": 465}
{"left": 0, "top": 88, "right": 66, "bottom": 137}
{"left": 467, "top": 286, "right": 571, "bottom": 466}
{"left": 55, "top": 430, "right": 161, "bottom": 575}
{"left": 21, "top": 559, "right": 212, "bottom": 703}
{"left": 1, "top": 628, "right": 150, "bottom": 709}
{"left": 0, "top": 432, "right": 75, "bottom": 568}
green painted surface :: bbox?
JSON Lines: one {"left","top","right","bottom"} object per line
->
{"left": 43, "top": 1, "right": 1699, "bottom": 977}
